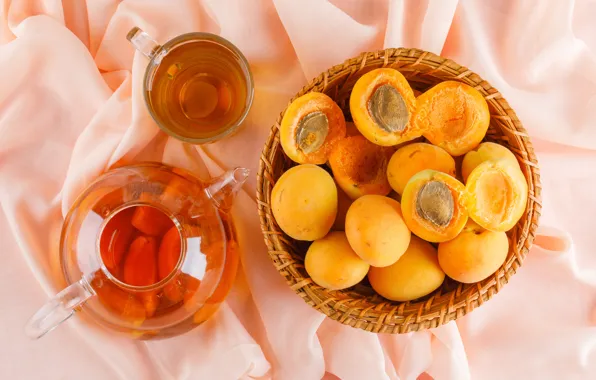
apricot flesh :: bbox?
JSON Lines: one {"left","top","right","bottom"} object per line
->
{"left": 271, "top": 164, "right": 337, "bottom": 241}
{"left": 328, "top": 135, "right": 393, "bottom": 200}
{"left": 387, "top": 142, "right": 456, "bottom": 195}
{"left": 438, "top": 220, "right": 508, "bottom": 283}
{"left": 414, "top": 81, "right": 490, "bottom": 156}
{"left": 461, "top": 142, "right": 520, "bottom": 183}
{"left": 350, "top": 68, "right": 418, "bottom": 146}
{"left": 123, "top": 236, "right": 158, "bottom": 287}
{"left": 305, "top": 231, "right": 370, "bottom": 290}
{"left": 465, "top": 160, "right": 528, "bottom": 232}
{"left": 368, "top": 236, "right": 445, "bottom": 301}
{"left": 345, "top": 195, "right": 411, "bottom": 267}
{"left": 401, "top": 170, "right": 468, "bottom": 243}
{"left": 280, "top": 92, "right": 346, "bottom": 164}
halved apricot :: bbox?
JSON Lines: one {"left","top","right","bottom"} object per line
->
{"left": 350, "top": 68, "right": 418, "bottom": 146}
{"left": 414, "top": 81, "right": 490, "bottom": 156}
{"left": 280, "top": 92, "right": 346, "bottom": 164}
{"left": 461, "top": 142, "right": 519, "bottom": 183}
{"left": 401, "top": 170, "right": 468, "bottom": 243}
{"left": 328, "top": 135, "right": 393, "bottom": 199}
{"left": 387, "top": 142, "right": 456, "bottom": 195}
{"left": 464, "top": 160, "right": 527, "bottom": 232}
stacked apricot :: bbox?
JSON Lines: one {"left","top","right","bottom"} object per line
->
{"left": 273, "top": 68, "right": 527, "bottom": 301}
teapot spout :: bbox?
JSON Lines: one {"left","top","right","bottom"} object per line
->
{"left": 205, "top": 167, "right": 249, "bottom": 211}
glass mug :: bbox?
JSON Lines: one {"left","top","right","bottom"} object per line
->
{"left": 127, "top": 27, "right": 254, "bottom": 144}
{"left": 26, "top": 163, "right": 248, "bottom": 339}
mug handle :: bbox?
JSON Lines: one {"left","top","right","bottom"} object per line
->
{"left": 127, "top": 27, "right": 161, "bottom": 59}
{"left": 25, "top": 276, "right": 95, "bottom": 339}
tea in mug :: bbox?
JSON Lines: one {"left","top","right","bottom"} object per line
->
{"left": 146, "top": 37, "right": 252, "bottom": 142}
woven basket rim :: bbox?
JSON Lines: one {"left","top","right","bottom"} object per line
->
{"left": 256, "top": 47, "right": 542, "bottom": 334}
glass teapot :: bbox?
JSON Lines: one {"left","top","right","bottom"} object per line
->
{"left": 26, "top": 163, "right": 247, "bottom": 340}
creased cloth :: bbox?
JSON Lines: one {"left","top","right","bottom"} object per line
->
{"left": 1, "top": 1, "right": 595, "bottom": 379}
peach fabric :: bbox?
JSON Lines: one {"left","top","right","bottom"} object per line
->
{"left": 1, "top": 0, "right": 595, "bottom": 379}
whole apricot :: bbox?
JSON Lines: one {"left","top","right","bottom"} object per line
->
{"left": 280, "top": 92, "right": 346, "bottom": 164}
{"left": 465, "top": 160, "right": 528, "bottom": 232}
{"left": 414, "top": 81, "right": 490, "bottom": 156}
{"left": 461, "top": 142, "right": 519, "bottom": 183}
{"left": 350, "top": 68, "right": 418, "bottom": 146}
{"left": 438, "top": 220, "right": 508, "bottom": 283}
{"left": 368, "top": 236, "right": 445, "bottom": 301}
{"left": 387, "top": 143, "right": 456, "bottom": 195}
{"left": 305, "top": 231, "right": 370, "bottom": 290}
{"left": 345, "top": 195, "right": 411, "bottom": 267}
{"left": 401, "top": 170, "right": 468, "bottom": 243}
{"left": 328, "top": 135, "right": 393, "bottom": 200}
{"left": 271, "top": 164, "right": 337, "bottom": 241}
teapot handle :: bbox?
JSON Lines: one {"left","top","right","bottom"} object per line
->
{"left": 25, "top": 276, "right": 95, "bottom": 339}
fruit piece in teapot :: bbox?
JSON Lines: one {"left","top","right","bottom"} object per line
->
{"left": 305, "top": 231, "right": 370, "bottom": 290}
{"left": 91, "top": 273, "right": 146, "bottom": 324}
{"left": 139, "top": 291, "right": 159, "bottom": 318}
{"left": 131, "top": 205, "right": 174, "bottom": 236}
{"left": 350, "top": 68, "right": 418, "bottom": 146}
{"left": 368, "top": 236, "right": 445, "bottom": 301}
{"left": 280, "top": 92, "right": 346, "bottom": 164}
{"left": 99, "top": 207, "right": 135, "bottom": 276}
{"left": 271, "top": 164, "right": 337, "bottom": 241}
{"left": 461, "top": 142, "right": 520, "bottom": 183}
{"left": 158, "top": 226, "right": 182, "bottom": 280}
{"left": 438, "top": 220, "right": 508, "bottom": 283}
{"left": 328, "top": 135, "right": 393, "bottom": 200}
{"left": 345, "top": 195, "right": 411, "bottom": 267}
{"left": 163, "top": 275, "right": 186, "bottom": 303}
{"left": 205, "top": 239, "right": 239, "bottom": 304}
{"left": 123, "top": 235, "right": 158, "bottom": 287}
{"left": 464, "top": 160, "right": 527, "bottom": 232}
{"left": 386, "top": 142, "right": 456, "bottom": 195}
{"left": 413, "top": 81, "right": 490, "bottom": 156}
{"left": 401, "top": 170, "right": 468, "bottom": 243}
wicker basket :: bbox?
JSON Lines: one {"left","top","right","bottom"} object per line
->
{"left": 256, "top": 48, "right": 541, "bottom": 333}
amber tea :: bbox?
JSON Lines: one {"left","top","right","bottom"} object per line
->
{"left": 128, "top": 28, "right": 254, "bottom": 143}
